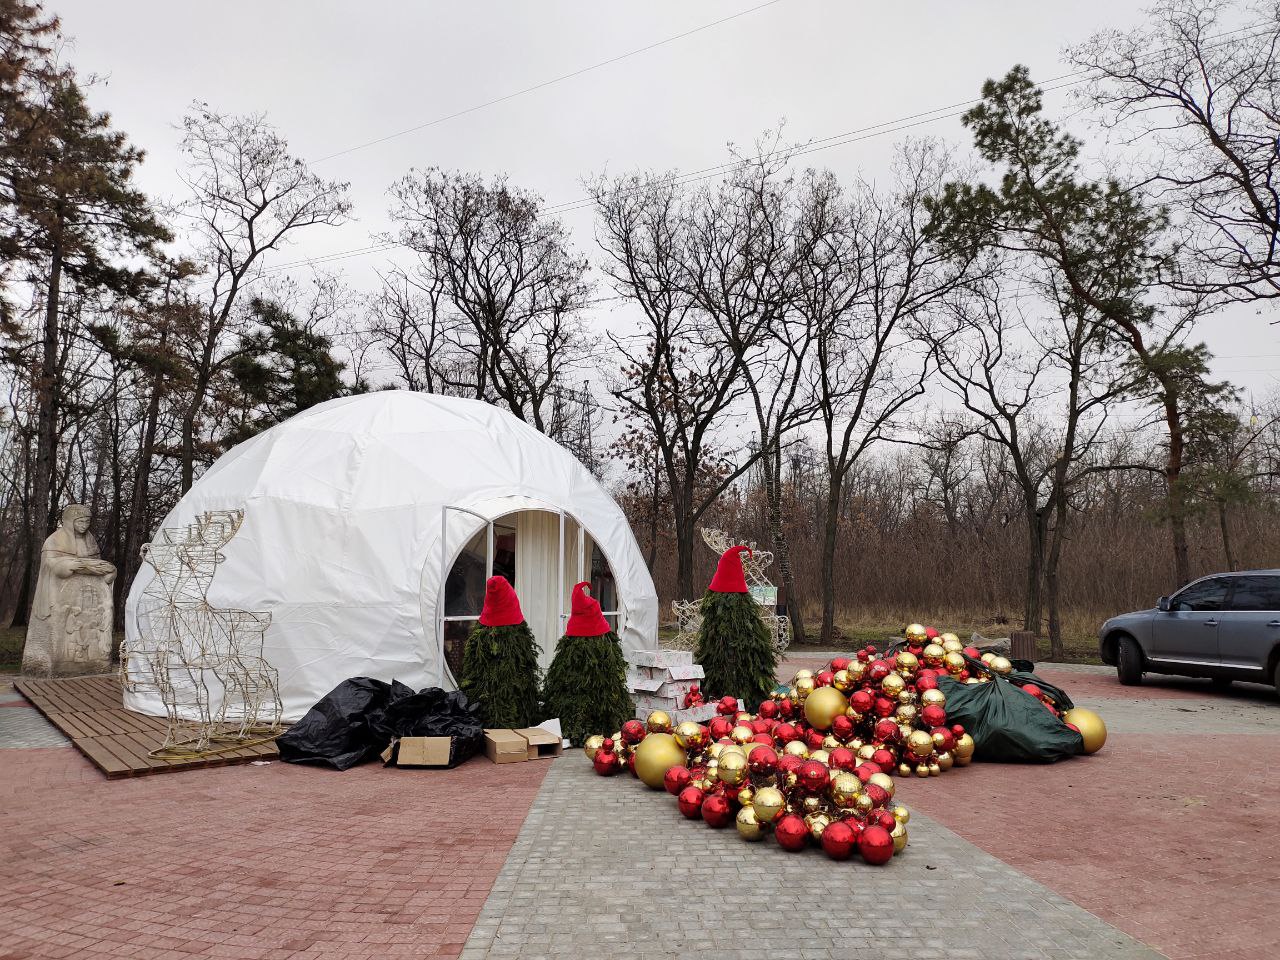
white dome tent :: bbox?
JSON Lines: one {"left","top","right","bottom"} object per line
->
{"left": 122, "top": 391, "right": 659, "bottom": 722}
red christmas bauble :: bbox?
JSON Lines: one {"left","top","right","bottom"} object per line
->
{"left": 748, "top": 718, "right": 768, "bottom": 734}
{"left": 849, "top": 690, "right": 874, "bottom": 714}
{"left": 951, "top": 724, "right": 965, "bottom": 737}
{"left": 677, "top": 786, "right": 706, "bottom": 818}
{"left": 797, "top": 759, "right": 831, "bottom": 793}
{"left": 717, "top": 695, "right": 739, "bottom": 716}
{"left": 664, "top": 765, "right": 692, "bottom": 795}
{"left": 777, "top": 753, "right": 804, "bottom": 777}
{"left": 925, "top": 627, "right": 939, "bottom": 639}
{"left": 627, "top": 753, "right": 638, "bottom": 776}
{"left": 828, "top": 747, "right": 856, "bottom": 772}
{"left": 871, "top": 748, "right": 897, "bottom": 770}
{"left": 708, "top": 717, "right": 734, "bottom": 740}
{"left": 876, "top": 810, "right": 897, "bottom": 831}
{"left": 874, "top": 719, "right": 902, "bottom": 743}
{"left": 963, "top": 646, "right": 980, "bottom": 658}
{"left": 820, "top": 819, "right": 856, "bottom": 860}
{"left": 775, "top": 723, "right": 799, "bottom": 743}
{"left": 859, "top": 825, "right": 894, "bottom": 865}
{"left": 600, "top": 737, "right": 615, "bottom": 752}
{"left": 830, "top": 657, "right": 851, "bottom": 672}
{"left": 831, "top": 715, "right": 855, "bottom": 741}
{"left": 865, "top": 783, "right": 889, "bottom": 808}
{"left": 816, "top": 670, "right": 834, "bottom": 688}
{"left": 931, "top": 726, "right": 956, "bottom": 752}
{"left": 752, "top": 732, "right": 774, "bottom": 746}
{"left": 867, "top": 660, "right": 891, "bottom": 683}
{"left": 854, "top": 764, "right": 877, "bottom": 784}
{"left": 874, "top": 697, "right": 895, "bottom": 718}
{"left": 1022, "top": 683, "right": 1042, "bottom": 699}
{"left": 779, "top": 697, "right": 794, "bottom": 718}
{"left": 592, "top": 752, "right": 618, "bottom": 776}
{"left": 702, "top": 794, "right": 733, "bottom": 828}
{"left": 841, "top": 817, "right": 865, "bottom": 846}
{"left": 804, "top": 729, "right": 826, "bottom": 751}
{"left": 758, "top": 700, "right": 779, "bottom": 720}
{"left": 748, "top": 745, "right": 779, "bottom": 776}
{"left": 921, "top": 704, "right": 947, "bottom": 728}
{"left": 621, "top": 720, "right": 646, "bottom": 744}
{"left": 775, "top": 814, "right": 809, "bottom": 851}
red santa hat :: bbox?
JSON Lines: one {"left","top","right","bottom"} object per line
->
{"left": 565, "top": 581, "right": 611, "bottom": 637}
{"left": 708, "top": 545, "right": 751, "bottom": 594}
{"left": 478, "top": 575, "right": 524, "bottom": 626}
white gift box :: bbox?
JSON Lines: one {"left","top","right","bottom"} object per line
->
{"left": 627, "top": 649, "right": 694, "bottom": 669}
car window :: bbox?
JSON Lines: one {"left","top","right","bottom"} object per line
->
{"left": 1226, "top": 575, "right": 1280, "bottom": 612}
{"left": 1171, "top": 578, "right": 1228, "bottom": 612}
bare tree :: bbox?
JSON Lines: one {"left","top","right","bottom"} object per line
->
{"left": 175, "top": 106, "right": 351, "bottom": 490}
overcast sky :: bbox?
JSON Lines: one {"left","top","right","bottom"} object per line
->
{"left": 52, "top": 0, "right": 1280, "bottom": 405}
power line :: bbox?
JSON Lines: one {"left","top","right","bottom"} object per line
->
{"left": 312, "top": 0, "right": 787, "bottom": 163}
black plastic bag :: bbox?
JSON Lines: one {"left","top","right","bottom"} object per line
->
{"left": 277, "top": 677, "right": 414, "bottom": 770}
{"left": 372, "top": 688, "right": 485, "bottom": 769}
{"left": 938, "top": 675, "right": 1083, "bottom": 763}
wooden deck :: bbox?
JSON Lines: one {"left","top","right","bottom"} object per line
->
{"left": 14, "top": 675, "right": 278, "bottom": 779}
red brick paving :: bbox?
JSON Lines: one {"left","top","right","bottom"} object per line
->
{"left": 0, "top": 745, "right": 549, "bottom": 959}
{"left": 899, "top": 731, "right": 1280, "bottom": 960}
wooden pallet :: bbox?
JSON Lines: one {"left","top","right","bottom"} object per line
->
{"left": 15, "top": 675, "right": 279, "bottom": 779}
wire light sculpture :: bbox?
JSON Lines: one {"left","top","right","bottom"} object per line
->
{"left": 121, "top": 509, "right": 282, "bottom": 756}
{"left": 668, "top": 528, "right": 792, "bottom": 653}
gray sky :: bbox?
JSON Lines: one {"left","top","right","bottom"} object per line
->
{"left": 54, "top": 0, "right": 1280, "bottom": 403}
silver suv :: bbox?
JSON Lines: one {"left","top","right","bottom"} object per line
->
{"left": 1098, "top": 570, "right": 1280, "bottom": 689}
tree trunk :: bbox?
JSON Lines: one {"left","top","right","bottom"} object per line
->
{"left": 673, "top": 484, "right": 696, "bottom": 602}
{"left": 819, "top": 481, "right": 841, "bottom": 646}
{"left": 1161, "top": 392, "right": 1190, "bottom": 587}
{"left": 1218, "top": 500, "right": 1236, "bottom": 571}
{"left": 1022, "top": 505, "right": 1045, "bottom": 639}
{"left": 762, "top": 446, "right": 805, "bottom": 645}
{"left": 27, "top": 242, "right": 63, "bottom": 621}
{"left": 119, "top": 377, "right": 164, "bottom": 626}
{"left": 1045, "top": 500, "right": 1068, "bottom": 661}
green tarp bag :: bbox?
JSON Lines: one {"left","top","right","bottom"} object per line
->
{"left": 938, "top": 674, "right": 1083, "bottom": 763}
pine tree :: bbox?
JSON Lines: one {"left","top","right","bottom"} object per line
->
{"left": 459, "top": 621, "right": 542, "bottom": 729}
{"left": 694, "top": 590, "right": 778, "bottom": 708}
{"left": 542, "top": 631, "right": 634, "bottom": 746}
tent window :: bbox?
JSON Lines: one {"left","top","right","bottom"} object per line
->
{"left": 590, "top": 542, "right": 617, "bottom": 614}
{"left": 442, "top": 521, "right": 516, "bottom": 679}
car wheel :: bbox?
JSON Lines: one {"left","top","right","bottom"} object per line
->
{"left": 1116, "top": 636, "right": 1143, "bottom": 686}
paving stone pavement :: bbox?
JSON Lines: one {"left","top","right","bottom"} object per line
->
{"left": 458, "top": 754, "right": 1161, "bottom": 960}
{"left": 0, "top": 694, "right": 69, "bottom": 748}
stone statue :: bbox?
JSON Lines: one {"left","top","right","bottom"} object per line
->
{"left": 22, "top": 503, "right": 117, "bottom": 675}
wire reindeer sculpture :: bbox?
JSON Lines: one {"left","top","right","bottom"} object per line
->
{"left": 669, "top": 527, "right": 792, "bottom": 654}
{"left": 121, "top": 509, "right": 281, "bottom": 755}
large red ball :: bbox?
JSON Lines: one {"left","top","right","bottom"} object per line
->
{"left": 748, "top": 745, "right": 779, "bottom": 776}
{"left": 664, "top": 765, "right": 691, "bottom": 795}
{"left": 708, "top": 717, "right": 734, "bottom": 740}
{"left": 621, "top": 720, "right": 646, "bottom": 744}
{"left": 925, "top": 627, "right": 939, "bottom": 639}
{"left": 752, "top": 732, "right": 775, "bottom": 746}
{"left": 775, "top": 814, "right": 809, "bottom": 851}
{"left": 854, "top": 763, "right": 878, "bottom": 784}
{"left": 758, "top": 700, "right": 779, "bottom": 720}
{"left": 798, "top": 759, "right": 831, "bottom": 793}
{"left": 831, "top": 715, "right": 855, "bottom": 741}
{"left": 963, "top": 646, "right": 980, "bottom": 659}
{"left": 876, "top": 810, "right": 898, "bottom": 832}
{"left": 701, "top": 794, "right": 733, "bottom": 828}
{"left": 849, "top": 690, "right": 874, "bottom": 714}
{"left": 917, "top": 672, "right": 939, "bottom": 690}
{"left": 592, "top": 753, "right": 618, "bottom": 776}
{"left": 779, "top": 697, "right": 795, "bottom": 718}
{"left": 921, "top": 704, "right": 947, "bottom": 728}
{"left": 828, "top": 747, "right": 856, "bottom": 772}
{"left": 859, "top": 825, "right": 894, "bottom": 865}
{"left": 677, "top": 786, "right": 705, "bottom": 818}
{"left": 951, "top": 724, "right": 965, "bottom": 737}
{"left": 749, "top": 718, "right": 770, "bottom": 734}
{"left": 820, "top": 819, "right": 857, "bottom": 860}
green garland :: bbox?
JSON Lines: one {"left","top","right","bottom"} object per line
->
{"left": 694, "top": 590, "right": 778, "bottom": 708}
{"left": 542, "top": 631, "right": 635, "bottom": 746}
{"left": 459, "top": 621, "right": 542, "bottom": 729}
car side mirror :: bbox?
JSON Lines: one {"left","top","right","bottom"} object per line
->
{"left": 1156, "top": 596, "right": 1171, "bottom": 612}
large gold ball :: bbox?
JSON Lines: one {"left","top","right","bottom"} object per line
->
{"left": 646, "top": 710, "right": 673, "bottom": 733}
{"left": 921, "top": 688, "right": 947, "bottom": 707}
{"left": 880, "top": 673, "right": 905, "bottom": 697}
{"left": 1062, "top": 707, "right": 1107, "bottom": 754}
{"left": 632, "top": 732, "right": 686, "bottom": 788}
{"left": 896, "top": 652, "right": 919, "bottom": 673}
{"left": 822, "top": 735, "right": 842, "bottom": 751}
{"left": 736, "top": 805, "right": 766, "bottom": 841}
{"left": 794, "top": 676, "right": 816, "bottom": 699}
{"left": 857, "top": 744, "right": 876, "bottom": 761}
{"left": 907, "top": 730, "right": 935, "bottom": 759}
{"left": 868, "top": 771, "right": 895, "bottom": 798}
{"left": 752, "top": 786, "right": 786, "bottom": 823}
{"left": 829, "top": 772, "right": 863, "bottom": 808}
{"left": 717, "top": 750, "right": 748, "bottom": 786}
{"left": 922, "top": 643, "right": 946, "bottom": 666}
{"left": 943, "top": 651, "right": 966, "bottom": 675}
{"left": 953, "top": 733, "right": 975, "bottom": 763}
{"left": 989, "top": 656, "right": 1013, "bottom": 675}
{"left": 897, "top": 689, "right": 916, "bottom": 705}
{"left": 942, "top": 638, "right": 964, "bottom": 654}
{"left": 583, "top": 734, "right": 605, "bottom": 760}
{"left": 803, "top": 686, "right": 849, "bottom": 731}
{"left": 980, "top": 652, "right": 996, "bottom": 665}
{"left": 730, "top": 724, "right": 754, "bottom": 744}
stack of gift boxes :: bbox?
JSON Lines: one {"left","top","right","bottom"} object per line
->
{"left": 626, "top": 649, "right": 724, "bottom": 724}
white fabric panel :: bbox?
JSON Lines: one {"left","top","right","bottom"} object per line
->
{"left": 123, "top": 392, "right": 659, "bottom": 721}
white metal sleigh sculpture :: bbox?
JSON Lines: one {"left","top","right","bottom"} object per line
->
{"left": 120, "top": 510, "right": 282, "bottom": 756}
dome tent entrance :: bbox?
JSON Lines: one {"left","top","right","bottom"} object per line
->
{"left": 122, "top": 392, "right": 659, "bottom": 722}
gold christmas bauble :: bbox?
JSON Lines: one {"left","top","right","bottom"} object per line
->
{"left": 989, "top": 656, "right": 1013, "bottom": 675}
{"left": 892, "top": 805, "right": 910, "bottom": 824}
{"left": 891, "top": 822, "right": 908, "bottom": 853}
{"left": 735, "top": 711, "right": 753, "bottom": 724}
{"left": 942, "top": 638, "right": 964, "bottom": 654}
{"left": 832, "top": 669, "right": 853, "bottom": 691}
{"left": 927, "top": 762, "right": 941, "bottom": 776}
{"left": 730, "top": 724, "right": 754, "bottom": 744}
{"left": 632, "top": 732, "right": 686, "bottom": 788}
{"left": 931, "top": 730, "right": 950, "bottom": 751}
{"left": 674, "top": 721, "right": 706, "bottom": 750}
{"left": 868, "top": 771, "right": 895, "bottom": 798}
{"left": 809, "top": 749, "right": 830, "bottom": 766}
{"left": 940, "top": 632, "right": 960, "bottom": 646}
{"left": 737, "top": 785, "right": 755, "bottom": 807}
{"left": 943, "top": 651, "right": 966, "bottom": 674}
{"left": 898, "top": 723, "right": 915, "bottom": 743}
{"left": 965, "top": 676, "right": 983, "bottom": 685}
{"left": 898, "top": 762, "right": 913, "bottom": 777}
{"left": 784, "top": 740, "right": 810, "bottom": 758}
{"left": 922, "top": 643, "right": 946, "bottom": 666}
{"left": 921, "top": 688, "right": 947, "bottom": 707}
{"left": 896, "top": 651, "right": 919, "bottom": 673}
{"left": 718, "top": 750, "right": 748, "bottom": 786}
{"left": 907, "top": 730, "right": 935, "bottom": 759}
{"left": 801, "top": 795, "right": 823, "bottom": 815}
{"left": 953, "top": 733, "right": 975, "bottom": 763}
{"left": 794, "top": 676, "right": 816, "bottom": 699}
{"left": 736, "top": 805, "right": 766, "bottom": 841}
{"left": 897, "top": 689, "right": 917, "bottom": 706}
{"left": 857, "top": 744, "right": 876, "bottom": 762}
{"left": 936, "top": 751, "right": 954, "bottom": 771}
{"left": 803, "top": 686, "right": 849, "bottom": 731}
{"left": 980, "top": 652, "right": 996, "bottom": 665}
{"left": 794, "top": 669, "right": 814, "bottom": 681}
{"left": 881, "top": 673, "right": 905, "bottom": 697}
{"left": 822, "top": 735, "right": 842, "bottom": 751}
{"left": 583, "top": 734, "right": 605, "bottom": 760}
{"left": 847, "top": 661, "right": 866, "bottom": 682}
{"left": 704, "top": 760, "right": 719, "bottom": 783}
{"left": 829, "top": 772, "right": 862, "bottom": 809}
{"left": 905, "top": 622, "right": 927, "bottom": 640}
{"left": 646, "top": 710, "right": 673, "bottom": 733}
{"left": 1062, "top": 707, "right": 1107, "bottom": 754}
{"left": 752, "top": 786, "right": 786, "bottom": 823}
{"left": 855, "top": 792, "right": 875, "bottom": 814}
{"left": 805, "top": 812, "right": 831, "bottom": 840}
{"left": 895, "top": 705, "right": 918, "bottom": 724}
{"left": 707, "top": 742, "right": 726, "bottom": 760}
{"left": 914, "top": 763, "right": 931, "bottom": 778}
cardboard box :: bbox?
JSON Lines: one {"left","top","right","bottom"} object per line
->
{"left": 382, "top": 736, "right": 453, "bottom": 767}
{"left": 515, "top": 727, "right": 563, "bottom": 760}
{"left": 627, "top": 649, "right": 694, "bottom": 670}
{"left": 666, "top": 663, "right": 705, "bottom": 682}
{"left": 485, "top": 728, "right": 529, "bottom": 764}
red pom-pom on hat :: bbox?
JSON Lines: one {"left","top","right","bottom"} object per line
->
{"left": 565, "top": 581, "right": 611, "bottom": 637}
{"left": 708, "top": 545, "right": 751, "bottom": 593}
{"left": 478, "top": 575, "right": 524, "bottom": 626}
